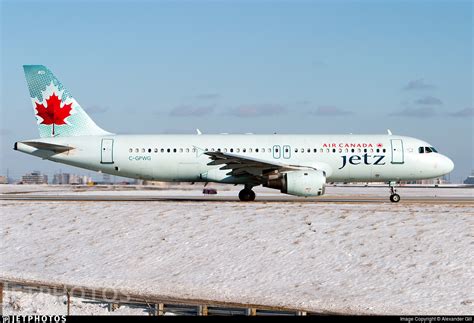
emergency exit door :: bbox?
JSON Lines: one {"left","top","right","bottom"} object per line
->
{"left": 101, "top": 139, "right": 114, "bottom": 164}
{"left": 390, "top": 139, "right": 404, "bottom": 164}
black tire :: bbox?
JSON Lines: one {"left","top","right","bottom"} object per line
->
{"left": 248, "top": 189, "right": 256, "bottom": 201}
{"left": 390, "top": 194, "right": 401, "bottom": 203}
{"left": 239, "top": 189, "right": 256, "bottom": 202}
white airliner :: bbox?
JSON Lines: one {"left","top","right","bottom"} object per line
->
{"left": 15, "top": 65, "right": 454, "bottom": 202}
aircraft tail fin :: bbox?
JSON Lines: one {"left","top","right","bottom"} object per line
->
{"left": 23, "top": 65, "right": 111, "bottom": 138}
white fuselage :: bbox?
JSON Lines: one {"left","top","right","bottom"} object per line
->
{"left": 16, "top": 134, "right": 454, "bottom": 184}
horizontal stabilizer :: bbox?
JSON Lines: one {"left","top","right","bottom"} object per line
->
{"left": 20, "top": 141, "right": 74, "bottom": 153}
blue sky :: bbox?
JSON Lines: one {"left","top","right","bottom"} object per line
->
{"left": 1, "top": 0, "right": 472, "bottom": 182}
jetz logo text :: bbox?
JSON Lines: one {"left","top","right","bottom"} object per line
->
{"left": 339, "top": 153, "right": 385, "bottom": 169}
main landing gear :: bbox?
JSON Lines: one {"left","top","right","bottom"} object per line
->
{"left": 239, "top": 186, "right": 256, "bottom": 202}
{"left": 389, "top": 184, "right": 400, "bottom": 203}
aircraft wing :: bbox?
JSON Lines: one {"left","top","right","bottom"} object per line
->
{"left": 205, "top": 151, "right": 311, "bottom": 177}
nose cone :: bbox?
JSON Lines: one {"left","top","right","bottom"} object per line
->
{"left": 441, "top": 155, "right": 454, "bottom": 175}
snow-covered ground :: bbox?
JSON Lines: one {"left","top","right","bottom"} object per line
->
{"left": 1, "top": 186, "right": 473, "bottom": 315}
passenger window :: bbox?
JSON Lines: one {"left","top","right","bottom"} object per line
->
{"left": 173, "top": 148, "right": 177, "bottom": 153}
{"left": 167, "top": 148, "right": 171, "bottom": 153}
{"left": 129, "top": 148, "right": 133, "bottom": 153}
{"left": 351, "top": 149, "right": 355, "bottom": 153}
{"left": 294, "top": 148, "right": 298, "bottom": 153}
{"left": 243, "top": 148, "right": 247, "bottom": 153}
{"left": 326, "top": 149, "right": 330, "bottom": 153}
{"left": 314, "top": 148, "right": 317, "bottom": 153}
{"left": 376, "top": 149, "right": 379, "bottom": 153}
{"left": 142, "top": 148, "right": 146, "bottom": 153}
{"left": 180, "top": 148, "right": 183, "bottom": 153}
{"left": 217, "top": 148, "right": 221, "bottom": 152}
{"left": 364, "top": 149, "right": 367, "bottom": 153}
{"left": 154, "top": 148, "right": 158, "bottom": 153}
{"left": 339, "top": 148, "right": 342, "bottom": 153}
{"left": 418, "top": 147, "right": 424, "bottom": 153}
{"left": 255, "top": 148, "right": 259, "bottom": 153}
{"left": 301, "top": 148, "right": 304, "bottom": 153}
{"left": 382, "top": 149, "right": 386, "bottom": 153}
{"left": 249, "top": 148, "right": 252, "bottom": 153}
{"left": 358, "top": 148, "right": 362, "bottom": 153}
{"left": 236, "top": 148, "right": 240, "bottom": 153}
{"left": 230, "top": 148, "right": 234, "bottom": 153}
{"left": 261, "top": 148, "right": 265, "bottom": 153}
{"left": 148, "top": 148, "right": 152, "bottom": 153}
{"left": 186, "top": 148, "right": 189, "bottom": 153}
{"left": 320, "top": 148, "right": 324, "bottom": 153}
{"left": 211, "top": 148, "right": 215, "bottom": 152}
{"left": 161, "top": 148, "right": 164, "bottom": 153}
{"left": 224, "top": 148, "right": 228, "bottom": 152}
{"left": 285, "top": 148, "right": 289, "bottom": 153}
{"left": 192, "top": 148, "right": 196, "bottom": 152}
{"left": 332, "top": 149, "right": 336, "bottom": 153}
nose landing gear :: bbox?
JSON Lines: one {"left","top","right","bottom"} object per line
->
{"left": 389, "top": 184, "right": 400, "bottom": 203}
{"left": 239, "top": 186, "right": 256, "bottom": 201}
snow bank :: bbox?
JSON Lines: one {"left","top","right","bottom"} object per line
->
{"left": 1, "top": 199, "right": 473, "bottom": 315}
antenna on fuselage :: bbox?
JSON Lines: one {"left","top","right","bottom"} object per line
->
{"left": 196, "top": 129, "right": 202, "bottom": 135}
{"left": 387, "top": 129, "right": 392, "bottom": 135}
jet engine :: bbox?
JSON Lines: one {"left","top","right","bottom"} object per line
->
{"left": 263, "top": 170, "right": 326, "bottom": 197}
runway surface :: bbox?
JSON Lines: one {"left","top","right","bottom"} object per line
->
{"left": 1, "top": 193, "right": 472, "bottom": 203}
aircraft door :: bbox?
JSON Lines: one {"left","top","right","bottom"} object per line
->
{"left": 391, "top": 139, "right": 404, "bottom": 164}
{"left": 101, "top": 139, "right": 114, "bottom": 164}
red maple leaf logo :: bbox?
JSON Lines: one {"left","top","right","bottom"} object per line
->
{"left": 35, "top": 93, "right": 72, "bottom": 135}
{"left": 377, "top": 143, "right": 383, "bottom": 148}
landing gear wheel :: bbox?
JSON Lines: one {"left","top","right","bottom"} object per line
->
{"left": 389, "top": 183, "right": 400, "bottom": 203}
{"left": 239, "top": 189, "right": 256, "bottom": 202}
{"left": 390, "top": 193, "right": 400, "bottom": 203}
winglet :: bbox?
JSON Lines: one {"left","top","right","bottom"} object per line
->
{"left": 196, "top": 128, "right": 202, "bottom": 135}
{"left": 387, "top": 129, "right": 392, "bottom": 135}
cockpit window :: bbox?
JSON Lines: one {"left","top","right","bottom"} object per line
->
{"left": 419, "top": 146, "right": 438, "bottom": 154}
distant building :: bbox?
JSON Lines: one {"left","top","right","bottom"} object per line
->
{"left": 21, "top": 171, "right": 48, "bottom": 184}
{"left": 69, "top": 174, "right": 83, "bottom": 185}
{"left": 83, "top": 175, "right": 93, "bottom": 184}
{"left": 53, "top": 173, "right": 70, "bottom": 185}
{"left": 142, "top": 180, "right": 168, "bottom": 186}
{"left": 52, "top": 172, "right": 92, "bottom": 185}
{"left": 400, "top": 177, "right": 447, "bottom": 185}
{"left": 0, "top": 176, "right": 8, "bottom": 184}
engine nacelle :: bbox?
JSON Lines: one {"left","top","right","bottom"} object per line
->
{"left": 263, "top": 170, "right": 326, "bottom": 197}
